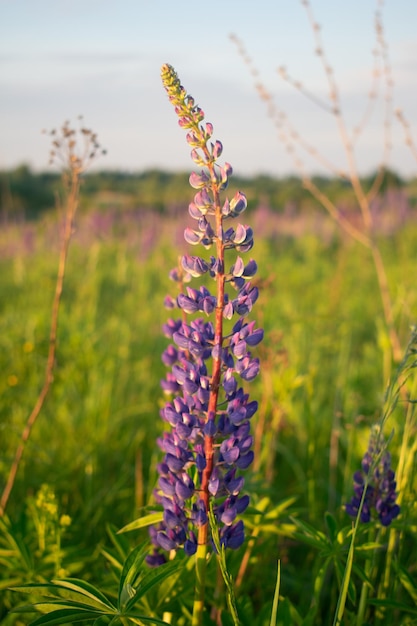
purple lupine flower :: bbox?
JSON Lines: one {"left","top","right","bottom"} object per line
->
{"left": 345, "top": 425, "right": 400, "bottom": 527}
{"left": 146, "top": 64, "right": 263, "bottom": 567}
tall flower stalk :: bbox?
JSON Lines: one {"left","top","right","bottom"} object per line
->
{"left": 147, "top": 64, "right": 262, "bottom": 624}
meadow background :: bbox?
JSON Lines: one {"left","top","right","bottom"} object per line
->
{"left": 1, "top": 161, "right": 417, "bottom": 624}
{"left": 1, "top": 1, "right": 417, "bottom": 623}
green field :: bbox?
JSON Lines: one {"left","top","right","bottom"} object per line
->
{"left": 1, "top": 193, "right": 417, "bottom": 624}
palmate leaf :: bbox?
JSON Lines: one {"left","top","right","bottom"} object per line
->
{"left": 17, "top": 601, "right": 110, "bottom": 613}
{"left": 105, "top": 523, "right": 131, "bottom": 563}
{"left": 52, "top": 579, "right": 116, "bottom": 610}
{"left": 16, "top": 605, "right": 172, "bottom": 626}
{"left": 12, "top": 578, "right": 116, "bottom": 612}
{"left": 114, "top": 542, "right": 185, "bottom": 613}
{"left": 0, "top": 517, "right": 34, "bottom": 571}
{"left": 12, "top": 607, "right": 103, "bottom": 626}
{"left": 12, "top": 593, "right": 175, "bottom": 626}
{"left": 124, "top": 559, "right": 184, "bottom": 613}
{"left": 10, "top": 542, "right": 182, "bottom": 625}
{"left": 289, "top": 517, "right": 331, "bottom": 552}
{"left": 118, "top": 544, "right": 149, "bottom": 608}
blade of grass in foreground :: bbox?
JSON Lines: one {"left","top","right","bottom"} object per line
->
{"left": 269, "top": 560, "right": 281, "bottom": 626}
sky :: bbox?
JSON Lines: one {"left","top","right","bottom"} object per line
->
{"left": 1, "top": 0, "right": 417, "bottom": 178}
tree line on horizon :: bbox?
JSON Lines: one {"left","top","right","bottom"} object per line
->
{"left": 0, "top": 163, "right": 415, "bottom": 221}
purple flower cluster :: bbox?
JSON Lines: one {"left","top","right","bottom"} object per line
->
{"left": 345, "top": 426, "right": 400, "bottom": 527}
{"left": 146, "top": 65, "right": 263, "bottom": 566}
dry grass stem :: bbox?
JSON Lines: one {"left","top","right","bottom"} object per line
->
{"left": 0, "top": 120, "right": 105, "bottom": 516}
{"left": 231, "top": 0, "right": 402, "bottom": 362}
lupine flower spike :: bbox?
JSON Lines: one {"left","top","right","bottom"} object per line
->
{"left": 345, "top": 425, "right": 400, "bottom": 527}
{"left": 146, "top": 63, "right": 262, "bottom": 590}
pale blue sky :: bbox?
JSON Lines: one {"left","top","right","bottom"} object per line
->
{"left": 1, "top": 0, "right": 416, "bottom": 177}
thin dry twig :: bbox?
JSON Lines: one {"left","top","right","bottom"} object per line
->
{"left": 396, "top": 108, "right": 417, "bottom": 163}
{"left": 0, "top": 120, "right": 105, "bottom": 516}
{"left": 231, "top": 0, "right": 402, "bottom": 362}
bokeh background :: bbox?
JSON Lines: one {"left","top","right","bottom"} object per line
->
{"left": 1, "top": 0, "right": 417, "bottom": 176}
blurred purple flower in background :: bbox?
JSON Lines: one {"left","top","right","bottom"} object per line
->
{"left": 345, "top": 425, "right": 400, "bottom": 527}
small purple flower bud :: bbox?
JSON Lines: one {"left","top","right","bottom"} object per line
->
{"left": 236, "top": 494, "right": 250, "bottom": 514}
{"left": 221, "top": 444, "right": 240, "bottom": 465}
{"left": 160, "top": 374, "right": 180, "bottom": 394}
{"left": 190, "top": 149, "right": 206, "bottom": 167}
{"left": 224, "top": 471, "right": 245, "bottom": 495}
{"left": 235, "top": 356, "right": 260, "bottom": 381}
{"left": 162, "top": 345, "right": 178, "bottom": 367}
{"left": 218, "top": 163, "right": 233, "bottom": 190}
{"left": 157, "top": 531, "right": 177, "bottom": 551}
{"left": 221, "top": 506, "right": 237, "bottom": 526}
{"left": 227, "top": 191, "right": 247, "bottom": 217}
{"left": 182, "top": 255, "right": 209, "bottom": 278}
{"left": 186, "top": 131, "right": 201, "bottom": 147}
{"left": 203, "top": 122, "right": 214, "bottom": 139}
{"left": 236, "top": 450, "right": 254, "bottom": 469}
{"left": 233, "top": 224, "right": 249, "bottom": 245}
{"left": 175, "top": 474, "right": 195, "bottom": 500}
{"left": 209, "top": 469, "right": 221, "bottom": 497}
{"left": 231, "top": 256, "right": 245, "bottom": 278}
{"left": 162, "top": 318, "right": 182, "bottom": 338}
{"left": 184, "top": 227, "right": 203, "bottom": 245}
{"left": 184, "top": 537, "right": 198, "bottom": 556}
{"left": 146, "top": 551, "right": 167, "bottom": 567}
{"left": 223, "top": 301, "right": 234, "bottom": 319}
{"left": 158, "top": 476, "right": 176, "bottom": 497}
{"left": 211, "top": 140, "right": 223, "bottom": 159}
{"left": 246, "top": 328, "right": 264, "bottom": 347}
{"left": 164, "top": 295, "right": 177, "bottom": 309}
{"left": 220, "top": 520, "right": 245, "bottom": 549}
{"left": 177, "top": 293, "right": 199, "bottom": 314}
{"left": 189, "top": 170, "right": 210, "bottom": 190}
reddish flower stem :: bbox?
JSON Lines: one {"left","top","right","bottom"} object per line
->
{"left": 198, "top": 171, "right": 225, "bottom": 548}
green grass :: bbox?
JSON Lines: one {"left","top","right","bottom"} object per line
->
{"left": 1, "top": 210, "right": 416, "bottom": 624}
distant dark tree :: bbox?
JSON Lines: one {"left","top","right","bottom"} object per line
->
{"left": 0, "top": 164, "right": 58, "bottom": 220}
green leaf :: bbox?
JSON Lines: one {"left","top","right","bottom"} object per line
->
{"left": 106, "top": 523, "right": 130, "bottom": 561}
{"left": 117, "top": 544, "right": 148, "bottom": 609}
{"left": 324, "top": 512, "right": 338, "bottom": 542}
{"left": 265, "top": 496, "right": 298, "bottom": 519}
{"left": 118, "top": 512, "right": 164, "bottom": 534}
{"left": 208, "top": 506, "right": 240, "bottom": 626}
{"left": 397, "top": 564, "right": 417, "bottom": 604}
{"left": 125, "top": 559, "right": 184, "bottom": 611}
{"left": 368, "top": 598, "right": 417, "bottom": 614}
{"left": 269, "top": 560, "right": 281, "bottom": 626}
{"left": 122, "top": 609, "right": 174, "bottom": 625}
{"left": 12, "top": 579, "right": 115, "bottom": 612}
{"left": 1, "top": 576, "right": 24, "bottom": 590}
{"left": 101, "top": 548, "right": 124, "bottom": 572}
{"left": 51, "top": 579, "right": 116, "bottom": 610}
{"left": 290, "top": 517, "right": 329, "bottom": 548}
{"left": 335, "top": 559, "right": 357, "bottom": 606}
{"left": 26, "top": 608, "right": 104, "bottom": 626}
{"left": 0, "top": 522, "right": 34, "bottom": 571}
